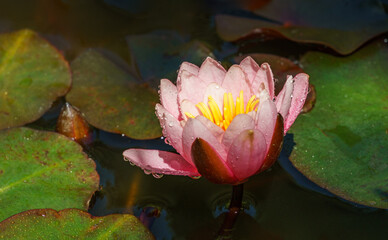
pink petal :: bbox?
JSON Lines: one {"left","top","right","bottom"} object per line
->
{"left": 177, "top": 70, "right": 207, "bottom": 105}
{"left": 160, "top": 79, "right": 180, "bottom": 119}
{"left": 123, "top": 149, "right": 199, "bottom": 176}
{"left": 252, "top": 63, "right": 275, "bottom": 99}
{"left": 255, "top": 95, "right": 277, "bottom": 151}
{"left": 222, "top": 114, "right": 255, "bottom": 150}
{"left": 221, "top": 65, "right": 252, "bottom": 104}
{"left": 180, "top": 99, "right": 200, "bottom": 120}
{"left": 182, "top": 118, "right": 227, "bottom": 165}
{"left": 239, "top": 56, "right": 260, "bottom": 84}
{"left": 284, "top": 73, "right": 309, "bottom": 133}
{"left": 275, "top": 76, "right": 294, "bottom": 125}
{"left": 226, "top": 129, "right": 267, "bottom": 180}
{"left": 258, "top": 113, "right": 284, "bottom": 173}
{"left": 155, "top": 104, "right": 184, "bottom": 155}
{"left": 195, "top": 115, "right": 224, "bottom": 143}
{"left": 198, "top": 57, "right": 226, "bottom": 85}
{"left": 202, "top": 83, "right": 227, "bottom": 115}
{"left": 178, "top": 62, "right": 200, "bottom": 77}
{"left": 191, "top": 138, "right": 238, "bottom": 184}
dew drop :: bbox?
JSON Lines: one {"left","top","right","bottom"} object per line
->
{"left": 190, "top": 176, "right": 201, "bottom": 180}
{"left": 164, "top": 138, "right": 170, "bottom": 144}
{"left": 168, "top": 122, "right": 173, "bottom": 127}
{"left": 152, "top": 173, "right": 164, "bottom": 179}
{"left": 144, "top": 169, "right": 152, "bottom": 175}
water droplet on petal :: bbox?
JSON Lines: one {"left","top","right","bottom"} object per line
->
{"left": 190, "top": 176, "right": 201, "bottom": 180}
{"left": 152, "top": 173, "right": 164, "bottom": 179}
{"left": 164, "top": 138, "right": 170, "bottom": 144}
{"left": 168, "top": 122, "right": 173, "bottom": 127}
{"left": 144, "top": 169, "right": 152, "bottom": 175}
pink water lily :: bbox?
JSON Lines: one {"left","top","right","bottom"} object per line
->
{"left": 123, "top": 56, "right": 309, "bottom": 184}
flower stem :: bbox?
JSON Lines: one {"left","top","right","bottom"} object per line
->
{"left": 217, "top": 183, "right": 244, "bottom": 239}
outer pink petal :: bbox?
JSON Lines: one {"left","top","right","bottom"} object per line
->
{"left": 198, "top": 57, "right": 226, "bottom": 85}
{"left": 222, "top": 114, "right": 255, "bottom": 150}
{"left": 221, "top": 65, "right": 252, "bottom": 104}
{"left": 252, "top": 63, "right": 275, "bottom": 99}
{"left": 255, "top": 96, "right": 277, "bottom": 152}
{"left": 182, "top": 118, "right": 227, "bottom": 165}
{"left": 239, "top": 56, "right": 260, "bottom": 84}
{"left": 226, "top": 129, "right": 267, "bottom": 180}
{"left": 195, "top": 115, "right": 224, "bottom": 143}
{"left": 180, "top": 99, "right": 200, "bottom": 120}
{"left": 275, "top": 76, "right": 294, "bottom": 127}
{"left": 155, "top": 104, "right": 184, "bottom": 155}
{"left": 160, "top": 79, "right": 180, "bottom": 119}
{"left": 178, "top": 62, "right": 199, "bottom": 77}
{"left": 123, "top": 149, "right": 199, "bottom": 176}
{"left": 202, "top": 83, "right": 227, "bottom": 115}
{"left": 177, "top": 70, "right": 207, "bottom": 105}
{"left": 284, "top": 73, "right": 309, "bottom": 133}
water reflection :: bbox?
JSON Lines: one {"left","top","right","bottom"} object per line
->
{"left": 87, "top": 130, "right": 388, "bottom": 239}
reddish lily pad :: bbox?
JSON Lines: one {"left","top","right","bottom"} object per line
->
{"left": 216, "top": 0, "right": 388, "bottom": 56}
{"left": 0, "top": 127, "right": 99, "bottom": 222}
{"left": 0, "top": 209, "right": 154, "bottom": 239}
{"left": 127, "top": 31, "right": 214, "bottom": 87}
{"left": 0, "top": 29, "right": 71, "bottom": 129}
{"left": 66, "top": 49, "right": 161, "bottom": 139}
{"left": 289, "top": 40, "right": 388, "bottom": 208}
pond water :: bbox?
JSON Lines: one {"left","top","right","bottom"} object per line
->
{"left": 1, "top": 0, "right": 387, "bottom": 239}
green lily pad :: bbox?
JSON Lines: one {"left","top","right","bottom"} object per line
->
{"left": 216, "top": 0, "right": 388, "bottom": 55}
{"left": 127, "top": 30, "right": 214, "bottom": 87}
{"left": 66, "top": 49, "right": 161, "bottom": 140}
{"left": 0, "top": 127, "right": 99, "bottom": 221}
{"left": 0, "top": 208, "right": 154, "bottom": 239}
{"left": 289, "top": 40, "right": 388, "bottom": 208}
{"left": 0, "top": 29, "right": 71, "bottom": 130}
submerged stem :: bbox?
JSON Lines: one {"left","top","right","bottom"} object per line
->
{"left": 217, "top": 184, "right": 244, "bottom": 239}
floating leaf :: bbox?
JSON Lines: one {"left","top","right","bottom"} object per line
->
{"left": 289, "top": 40, "right": 388, "bottom": 208}
{"left": 0, "top": 29, "right": 71, "bottom": 129}
{"left": 127, "top": 30, "right": 214, "bottom": 87}
{"left": 0, "top": 209, "right": 154, "bottom": 239}
{"left": 0, "top": 127, "right": 99, "bottom": 221}
{"left": 216, "top": 0, "right": 388, "bottom": 55}
{"left": 66, "top": 49, "right": 161, "bottom": 139}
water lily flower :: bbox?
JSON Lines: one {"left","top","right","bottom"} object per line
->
{"left": 123, "top": 57, "right": 309, "bottom": 184}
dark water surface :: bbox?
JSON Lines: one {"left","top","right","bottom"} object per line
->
{"left": 1, "top": 0, "right": 387, "bottom": 239}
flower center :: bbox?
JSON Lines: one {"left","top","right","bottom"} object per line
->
{"left": 185, "top": 90, "right": 259, "bottom": 130}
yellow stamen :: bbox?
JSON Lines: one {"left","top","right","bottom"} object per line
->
{"left": 246, "top": 95, "right": 256, "bottom": 113}
{"left": 193, "top": 90, "right": 259, "bottom": 131}
{"left": 208, "top": 96, "right": 223, "bottom": 126}
{"left": 185, "top": 112, "right": 195, "bottom": 118}
{"left": 228, "top": 93, "right": 235, "bottom": 118}
{"left": 196, "top": 102, "right": 214, "bottom": 122}
{"left": 250, "top": 99, "right": 260, "bottom": 112}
